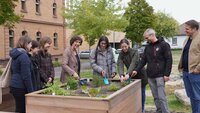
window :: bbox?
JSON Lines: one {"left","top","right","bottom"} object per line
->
{"left": 22, "top": 30, "right": 28, "bottom": 36}
{"left": 53, "top": 3, "right": 57, "bottom": 17}
{"left": 35, "top": 0, "right": 40, "bottom": 14}
{"left": 36, "top": 31, "right": 41, "bottom": 41}
{"left": 172, "top": 37, "right": 177, "bottom": 46}
{"left": 21, "top": 0, "right": 27, "bottom": 12}
{"left": 53, "top": 33, "right": 58, "bottom": 47}
{"left": 9, "top": 30, "right": 14, "bottom": 48}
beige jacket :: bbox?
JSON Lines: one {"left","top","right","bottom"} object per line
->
{"left": 60, "top": 47, "right": 79, "bottom": 83}
{"left": 178, "top": 31, "right": 200, "bottom": 73}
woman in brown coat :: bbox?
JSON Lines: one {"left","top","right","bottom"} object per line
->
{"left": 60, "top": 36, "right": 83, "bottom": 83}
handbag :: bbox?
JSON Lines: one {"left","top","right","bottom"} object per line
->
{"left": 0, "top": 58, "right": 11, "bottom": 104}
{"left": 0, "top": 58, "right": 12, "bottom": 88}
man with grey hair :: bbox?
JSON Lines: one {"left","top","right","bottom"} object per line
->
{"left": 132, "top": 28, "right": 172, "bottom": 113}
{"left": 178, "top": 20, "right": 200, "bottom": 113}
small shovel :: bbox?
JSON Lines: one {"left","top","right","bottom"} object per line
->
{"left": 103, "top": 77, "right": 109, "bottom": 85}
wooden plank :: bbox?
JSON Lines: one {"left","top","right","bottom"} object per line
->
{"left": 27, "top": 105, "right": 108, "bottom": 113}
{"left": 108, "top": 80, "right": 141, "bottom": 108}
{"left": 108, "top": 88, "right": 141, "bottom": 113}
{"left": 26, "top": 96, "right": 109, "bottom": 111}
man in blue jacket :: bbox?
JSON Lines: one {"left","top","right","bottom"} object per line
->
{"left": 132, "top": 28, "right": 172, "bottom": 113}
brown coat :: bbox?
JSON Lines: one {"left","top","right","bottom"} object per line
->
{"left": 60, "top": 47, "right": 80, "bottom": 83}
{"left": 178, "top": 31, "right": 200, "bottom": 73}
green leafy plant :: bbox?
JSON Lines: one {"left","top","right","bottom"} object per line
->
{"left": 92, "top": 75, "right": 104, "bottom": 87}
{"left": 81, "top": 85, "right": 88, "bottom": 94}
{"left": 108, "top": 83, "right": 120, "bottom": 91}
{"left": 44, "top": 83, "right": 70, "bottom": 96}
{"left": 66, "top": 77, "right": 79, "bottom": 90}
{"left": 88, "top": 87, "right": 101, "bottom": 97}
{"left": 0, "top": 68, "right": 3, "bottom": 76}
{"left": 81, "top": 85, "right": 101, "bottom": 97}
{"left": 121, "top": 79, "right": 131, "bottom": 87}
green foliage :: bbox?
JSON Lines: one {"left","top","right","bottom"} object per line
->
{"left": 80, "top": 69, "right": 93, "bottom": 78}
{"left": 63, "top": 0, "right": 128, "bottom": 46}
{"left": 88, "top": 87, "right": 101, "bottom": 97}
{"left": 44, "top": 83, "right": 70, "bottom": 96}
{"left": 0, "top": 0, "right": 21, "bottom": 28}
{"left": 66, "top": 77, "right": 79, "bottom": 90}
{"left": 92, "top": 75, "right": 104, "bottom": 87}
{"left": 124, "top": 0, "right": 155, "bottom": 43}
{"left": 121, "top": 79, "right": 131, "bottom": 87}
{"left": 146, "top": 93, "right": 191, "bottom": 112}
{"left": 52, "top": 61, "right": 61, "bottom": 67}
{"left": 154, "top": 11, "right": 179, "bottom": 38}
{"left": 0, "top": 68, "right": 3, "bottom": 76}
{"left": 81, "top": 85, "right": 101, "bottom": 97}
{"left": 107, "top": 83, "right": 120, "bottom": 91}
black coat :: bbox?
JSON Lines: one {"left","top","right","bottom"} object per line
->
{"left": 135, "top": 38, "right": 173, "bottom": 78}
{"left": 29, "top": 54, "right": 42, "bottom": 91}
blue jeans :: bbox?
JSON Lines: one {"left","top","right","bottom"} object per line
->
{"left": 183, "top": 72, "right": 200, "bottom": 113}
{"left": 142, "top": 85, "right": 146, "bottom": 112}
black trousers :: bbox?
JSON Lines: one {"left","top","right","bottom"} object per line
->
{"left": 10, "top": 87, "right": 27, "bottom": 113}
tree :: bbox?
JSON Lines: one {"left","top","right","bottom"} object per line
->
{"left": 154, "top": 11, "right": 179, "bottom": 38}
{"left": 63, "top": 0, "right": 128, "bottom": 47}
{"left": 0, "top": 0, "right": 21, "bottom": 28}
{"left": 124, "top": 0, "right": 155, "bottom": 43}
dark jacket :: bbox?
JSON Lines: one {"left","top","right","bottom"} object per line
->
{"left": 28, "top": 54, "right": 42, "bottom": 91}
{"left": 10, "top": 48, "right": 33, "bottom": 93}
{"left": 117, "top": 48, "right": 148, "bottom": 87}
{"left": 37, "top": 50, "right": 55, "bottom": 88}
{"left": 135, "top": 38, "right": 172, "bottom": 78}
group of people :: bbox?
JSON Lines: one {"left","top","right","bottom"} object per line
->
{"left": 10, "top": 19, "right": 200, "bottom": 113}
{"left": 10, "top": 36, "right": 54, "bottom": 113}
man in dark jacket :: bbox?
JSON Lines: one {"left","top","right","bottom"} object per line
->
{"left": 132, "top": 28, "right": 172, "bottom": 113}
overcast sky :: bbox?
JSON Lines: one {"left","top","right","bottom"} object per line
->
{"left": 122, "top": 0, "right": 200, "bottom": 24}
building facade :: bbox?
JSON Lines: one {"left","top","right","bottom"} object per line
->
{"left": 0, "top": 0, "right": 66, "bottom": 61}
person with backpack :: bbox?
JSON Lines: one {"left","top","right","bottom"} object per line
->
{"left": 132, "top": 28, "right": 172, "bottom": 113}
{"left": 10, "top": 36, "right": 33, "bottom": 113}
{"left": 90, "top": 36, "right": 116, "bottom": 78}
{"left": 117, "top": 38, "right": 148, "bottom": 113}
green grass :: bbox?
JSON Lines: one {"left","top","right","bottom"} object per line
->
{"left": 53, "top": 61, "right": 61, "bottom": 67}
{"left": 80, "top": 70, "right": 93, "bottom": 78}
{"left": 171, "top": 49, "right": 182, "bottom": 65}
{"left": 145, "top": 93, "right": 192, "bottom": 113}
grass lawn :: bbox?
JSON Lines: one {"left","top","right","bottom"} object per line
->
{"left": 146, "top": 93, "right": 191, "bottom": 113}
{"left": 171, "top": 49, "right": 182, "bottom": 65}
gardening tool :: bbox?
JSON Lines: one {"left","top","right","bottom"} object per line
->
{"left": 103, "top": 77, "right": 109, "bottom": 85}
{"left": 79, "top": 78, "right": 87, "bottom": 85}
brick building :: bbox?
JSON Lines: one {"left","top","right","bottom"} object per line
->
{"left": 0, "top": 0, "right": 66, "bottom": 61}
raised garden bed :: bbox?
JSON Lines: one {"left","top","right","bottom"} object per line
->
{"left": 26, "top": 79, "right": 141, "bottom": 113}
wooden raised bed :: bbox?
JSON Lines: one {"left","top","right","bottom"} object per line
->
{"left": 26, "top": 80, "right": 141, "bottom": 113}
